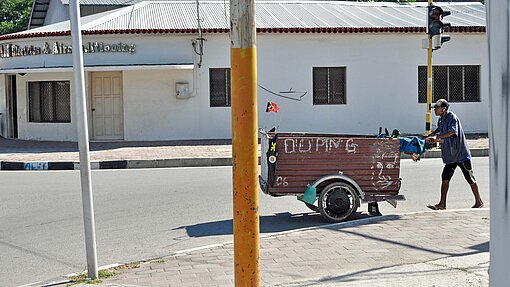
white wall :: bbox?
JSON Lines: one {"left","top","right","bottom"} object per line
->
{"left": 16, "top": 72, "right": 79, "bottom": 141}
{"left": 123, "top": 69, "right": 200, "bottom": 140}
{"left": 182, "top": 32, "right": 488, "bottom": 139}
{"left": 123, "top": 32, "right": 487, "bottom": 141}
{"left": 0, "top": 32, "right": 488, "bottom": 141}
{"left": 255, "top": 33, "right": 488, "bottom": 135}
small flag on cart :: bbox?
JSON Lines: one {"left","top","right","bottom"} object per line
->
{"left": 266, "top": 101, "right": 280, "bottom": 113}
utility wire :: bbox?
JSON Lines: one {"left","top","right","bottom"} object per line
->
{"left": 193, "top": 0, "right": 205, "bottom": 68}
{"left": 258, "top": 84, "right": 307, "bottom": 101}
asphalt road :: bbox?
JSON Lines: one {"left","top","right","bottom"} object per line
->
{"left": 0, "top": 157, "right": 489, "bottom": 286}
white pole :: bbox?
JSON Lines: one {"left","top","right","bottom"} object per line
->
{"left": 69, "top": 0, "right": 98, "bottom": 280}
{"left": 487, "top": 0, "right": 510, "bottom": 286}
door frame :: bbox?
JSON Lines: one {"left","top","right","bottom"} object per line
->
{"left": 5, "top": 74, "right": 18, "bottom": 138}
{"left": 90, "top": 71, "right": 124, "bottom": 141}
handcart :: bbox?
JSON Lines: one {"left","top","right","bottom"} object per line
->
{"left": 259, "top": 131, "right": 406, "bottom": 222}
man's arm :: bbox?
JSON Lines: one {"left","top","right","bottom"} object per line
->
{"left": 428, "top": 130, "right": 456, "bottom": 143}
{"left": 427, "top": 128, "right": 440, "bottom": 137}
{"left": 436, "top": 130, "right": 456, "bottom": 140}
{"left": 425, "top": 128, "right": 440, "bottom": 143}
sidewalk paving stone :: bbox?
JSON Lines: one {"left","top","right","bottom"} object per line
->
{"left": 65, "top": 209, "right": 488, "bottom": 287}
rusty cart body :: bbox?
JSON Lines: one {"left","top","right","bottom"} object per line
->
{"left": 259, "top": 131, "right": 405, "bottom": 222}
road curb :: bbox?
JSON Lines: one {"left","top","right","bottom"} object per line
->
{"left": 126, "top": 157, "right": 233, "bottom": 169}
{"left": 0, "top": 148, "right": 488, "bottom": 171}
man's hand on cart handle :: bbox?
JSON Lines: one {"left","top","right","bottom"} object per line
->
{"left": 427, "top": 130, "right": 455, "bottom": 143}
{"left": 426, "top": 135, "right": 444, "bottom": 144}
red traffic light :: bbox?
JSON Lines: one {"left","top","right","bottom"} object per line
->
{"left": 429, "top": 6, "right": 450, "bottom": 20}
{"left": 427, "top": 5, "right": 451, "bottom": 35}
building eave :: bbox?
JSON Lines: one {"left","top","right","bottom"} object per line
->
{"left": 0, "top": 63, "right": 194, "bottom": 74}
{"left": 0, "top": 26, "right": 486, "bottom": 41}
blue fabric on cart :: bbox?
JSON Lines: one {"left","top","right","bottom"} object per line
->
{"left": 400, "top": 137, "right": 426, "bottom": 155}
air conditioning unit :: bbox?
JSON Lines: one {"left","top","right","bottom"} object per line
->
{"left": 176, "top": 82, "right": 190, "bottom": 99}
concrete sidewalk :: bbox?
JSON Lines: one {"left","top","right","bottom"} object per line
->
{"left": 41, "top": 209, "right": 489, "bottom": 287}
{"left": 0, "top": 136, "right": 489, "bottom": 170}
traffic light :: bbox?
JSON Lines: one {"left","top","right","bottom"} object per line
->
{"left": 427, "top": 5, "right": 451, "bottom": 36}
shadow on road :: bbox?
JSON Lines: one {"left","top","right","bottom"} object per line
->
{"left": 173, "top": 211, "right": 383, "bottom": 237}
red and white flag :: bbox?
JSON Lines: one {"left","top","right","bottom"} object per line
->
{"left": 266, "top": 101, "right": 280, "bottom": 113}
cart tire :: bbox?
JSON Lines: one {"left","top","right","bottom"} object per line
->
{"left": 318, "top": 182, "right": 359, "bottom": 223}
{"left": 304, "top": 202, "right": 318, "bottom": 212}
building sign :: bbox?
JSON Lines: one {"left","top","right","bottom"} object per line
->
{"left": 0, "top": 41, "right": 136, "bottom": 58}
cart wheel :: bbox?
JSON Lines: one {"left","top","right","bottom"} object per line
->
{"left": 318, "top": 182, "right": 359, "bottom": 223}
{"left": 304, "top": 202, "right": 318, "bottom": 212}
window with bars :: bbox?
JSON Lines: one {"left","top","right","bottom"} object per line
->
{"left": 209, "top": 68, "right": 231, "bottom": 107}
{"left": 418, "top": 65, "right": 480, "bottom": 103}
{"left": 313, "top": 67, "right": 346, "bottom": 105}
{"left": 28, "top": 81, "right": 71, "bottom": 123}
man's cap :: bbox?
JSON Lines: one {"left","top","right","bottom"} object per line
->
{"left": 433, "top": 99, "right": 449, "bottom": 108}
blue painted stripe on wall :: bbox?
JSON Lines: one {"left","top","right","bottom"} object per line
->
{"left": 24, "top": 162, "right": 49, "bottom": 170}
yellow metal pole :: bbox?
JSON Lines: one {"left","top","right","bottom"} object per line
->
{"left": 230, "top": 0, "right": 260, "bottom": 285}
{"left": 425, "top": 0, "right": 433, "bottom": 135}
{"left": 231, "top": 48, "right": 260, "bottom": 286}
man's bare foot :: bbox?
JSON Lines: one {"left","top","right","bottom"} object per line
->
{"left": 427, "top": 204, "right": 446, "bottom": 210}
{"left": 472, "top": 202, "right": 484, "bottom": 208}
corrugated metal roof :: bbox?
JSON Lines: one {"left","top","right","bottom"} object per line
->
{"left": 3, "top": 1, "right": 485, "bottom": 40}
{"left": 61, "top": 0, "right": 170, "bottom": 5}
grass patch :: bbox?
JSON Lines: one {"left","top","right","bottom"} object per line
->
{"left": 67, "top": 269, "right": 117, "bottom": 285}
{"left": 66, "top": 262, "right": 140, "bottom": 285}
{"left": 149, "top": 258, "right": 166, "bottom": 264}
{"left": 98, "top": 269, "right": 116, "bottom": 279}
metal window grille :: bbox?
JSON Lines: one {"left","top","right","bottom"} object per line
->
{"left": 313, "top": 67, "right": 346, "bottom": 105}
{"left": 418, "top": 65, "right": 480, "bottom": 103}
{"left": 28, "top": 81, "right": 71, "bottom": 123}
{"left": 209, "top": 68, "right": 231, "bottom": 107}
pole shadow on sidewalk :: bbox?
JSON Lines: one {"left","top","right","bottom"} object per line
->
{"left": 330, "top": 228, "right": 489, "bottom": 256}
{"left": 273, "top": 261, "right": 488, "bottom": 287}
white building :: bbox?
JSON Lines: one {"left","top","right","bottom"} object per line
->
{"left": 0, "top": 1, "right": 486, "bottom": 141}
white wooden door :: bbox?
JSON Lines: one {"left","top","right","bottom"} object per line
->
{"left": 92, "top": 72, "right": 124, "bottom": 140}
